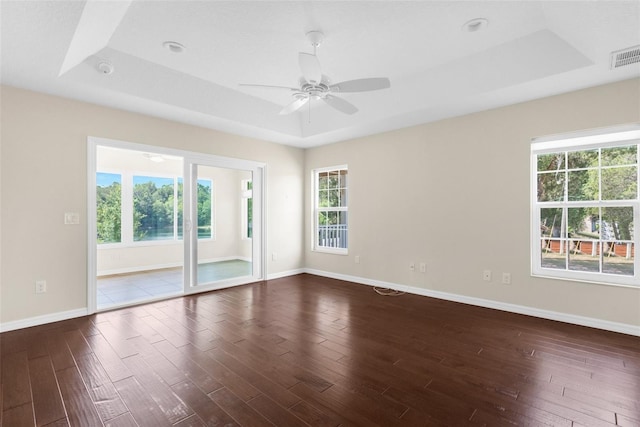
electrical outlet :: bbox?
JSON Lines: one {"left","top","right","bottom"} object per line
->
{"left": 420, "top": 262, "right": 426, "bottom": 273}
{"left": 483, "top": 270, "right": 492, "bottom": 281}
{"left": 502, "top": 272, "right": 512, "bottom": 285}
{"left": 272, "top": 253, "right": 277, "bottom": 261}
{"left": 409, "top": 262, "right": 415, "bottom": 271}
{"left": 35, "top": 280, "right": 47, "bottom": 294}
{"left": 355, "top": 255, "right": 360, "bottom": 264}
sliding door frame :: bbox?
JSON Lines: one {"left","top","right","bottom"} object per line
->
{"left": 87, "top": 136, "right": 266, "bottom": 314}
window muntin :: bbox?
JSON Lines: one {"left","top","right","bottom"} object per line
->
{"left": 532, "top": 127, "right": 639, "bottom": 287}
{"left": 314, "top": 166, "right": 348, "bottom": 253}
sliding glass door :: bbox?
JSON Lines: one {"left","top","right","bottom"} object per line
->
{"left": 88, "top": 137, "right": 264, "bottom": 313}
{"left": 183, "top": 156, "right": 263, "bottom": 290}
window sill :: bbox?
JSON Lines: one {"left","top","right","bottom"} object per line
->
{"left": 313, "top": 247, "right": 348, "bottom": 255}
{"left": 531, "top": 271, "right": 639, "bottom": 289}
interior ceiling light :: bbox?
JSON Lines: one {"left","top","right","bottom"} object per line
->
{"left": 144, "top": 153, "right": 165, "bottom": 162}
{"left": 463, "top": 18, "right": 489, "bottom": 33}
{"left": 96, "top": 61, "right": 114, "bottom": 75}
{"left": 163, "top": 41, "right": 185, "bottom": 54}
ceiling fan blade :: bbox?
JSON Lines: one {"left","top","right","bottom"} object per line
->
{"left": 299, "top": 52, "right": 322, "bottom": 84}
{"left": 323, "top": 95, "right": 358, "bottom": 115}
{"left": 239, "top": 84, "right": 298, "bottom": 91}
{"left": 330, "top": 77, "right": 390, "bottom": 93}
{"left": 279, "top": 97, "right": 309, "bottom": 115}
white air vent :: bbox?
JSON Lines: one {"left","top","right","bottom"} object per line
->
{"left": 610, "top": 45, "right": 640, "bottom": 69}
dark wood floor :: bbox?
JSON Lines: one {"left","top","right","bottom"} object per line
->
{"left": 1, "top": 274, "right": 639, "bottom": 426}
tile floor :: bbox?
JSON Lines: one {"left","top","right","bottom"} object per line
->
{"left": 97, "top": 259, "right": 252, "bottom": 310}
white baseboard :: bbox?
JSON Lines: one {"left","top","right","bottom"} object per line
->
{"left": 4, "top": 269, "right": 636, "bottom": 337}
{"left": 0, "top": 308, "right": 88, "bottom": 333}
{"left": 304, "top": 268, "right": 640, "bottom": 337}
{"left": 267, "top": 268, "right": 306, "bottom": 280}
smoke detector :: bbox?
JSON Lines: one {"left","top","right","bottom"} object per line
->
{"left": 462, "top": 18, "right": 489, "bottom": 33}
{"left": 97, "top": 61, "right": 114, "bottom": 75}
{"left": 610, "top": 45, "right": 640, "bottom": 69}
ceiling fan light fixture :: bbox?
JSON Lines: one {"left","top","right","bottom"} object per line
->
{"left": 163, "top": 41, "right": 185, "bottom": 54}
{"left": 463, "top": 18, "right": 489, "bottom": 33}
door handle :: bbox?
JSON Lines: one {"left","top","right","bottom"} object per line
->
{"left": 185, "top": 219, "right": 193, "bottom": 232}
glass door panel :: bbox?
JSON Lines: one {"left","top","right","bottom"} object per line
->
{"left": 185, "top": 160, "right": 262, "bottom": 289}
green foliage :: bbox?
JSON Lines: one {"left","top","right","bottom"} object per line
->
{"left": 133, "top": 181, "right": 175, "bottom": 241}
{"left": 537, "top": 145, "right": 637, "bottom": 241}
{"left": 97, "top": 175, "right": 214, "bottom": 242}
{"left": 197, "top": 182, "right": 211, "bottom": 238}
{"left": 96, "top": 182, "right": 121, "bottom": 243}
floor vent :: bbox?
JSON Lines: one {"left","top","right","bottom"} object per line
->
{"left": 611, "top": 45, "right": 640, "bottom": 69}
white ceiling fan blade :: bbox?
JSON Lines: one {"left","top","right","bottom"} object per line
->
{"left": 239, "top": 84, "right": 298, "bottom": 91}
{"left": 299, "top": 52, "right": 322, "bottom": 84}
{"left": 330, "top": 77, "right": 390, "bottom": 93}
{"left": 279, "top": 97, "right": 309, "bottom": 115}
{"left": 323, "top": 95, "right": 358, "bottom": 115}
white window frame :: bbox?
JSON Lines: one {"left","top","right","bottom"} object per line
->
{"left": 313, "top": 165, "right": 348, "bottom": 255}
{"left": 530, "top": 124, "right": 640, "bottom": 287}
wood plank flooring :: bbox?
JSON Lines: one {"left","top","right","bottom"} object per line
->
{"left": 1, "top": 273, "right": 639, "bottom": 426}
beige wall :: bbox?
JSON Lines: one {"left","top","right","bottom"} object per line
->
{"left": 0, "top": 86, "right": 305, "bottom": 324}
{"left": 305, "top": 78, "right": 640, "bottom": 327}
{"left": 2, "top": 79, "right": 639, "bottom": 330}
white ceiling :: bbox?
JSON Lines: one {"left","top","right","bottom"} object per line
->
{"left": 2, "top": 1, "right": 639, "bottom": 148}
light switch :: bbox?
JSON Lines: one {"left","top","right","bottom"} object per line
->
{"left": 64, "top": 212, "right": 80, "bottom": 225}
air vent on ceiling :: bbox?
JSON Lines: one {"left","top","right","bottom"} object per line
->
{"left": 610, "top": 45, "right": 640, "bottom": 69}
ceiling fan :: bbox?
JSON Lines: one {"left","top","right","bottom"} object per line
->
{"left": 240, "top": 31, "right": 391, "bottom": 116}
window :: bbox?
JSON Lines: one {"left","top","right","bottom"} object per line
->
{"left": 96, "top": 172, "right": 122, "bottom": 244}
{"left": 531, "top": 125, "right": 639, "bottom": 287}
{"left": 242, "top": 179, "right": 253, "bottom": 239}
{"left": 96, "top": 173, "right": 213, "bottom": 244}
{"left": 314, "top": 166, "right": 348, "bottom": 253}
{"left": 133, "top": 176, "right": 175, "bottom": 241}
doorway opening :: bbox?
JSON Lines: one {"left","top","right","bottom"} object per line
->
{"left": 88, "top": 137, "right": 264, "bottom": 312}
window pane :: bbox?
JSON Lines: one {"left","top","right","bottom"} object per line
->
{"left": 133, "top": 176, "right": 174, "bottom": 241}
{"left": 541, "top": 239, "right": 566, "bottom": 269}
{"left": 601, "top": 207, "right": 634, "bottom": 276}
{"left": 540, "top": 207, "right": 566, "bottom": 269}
{"left": 328, "top": 171, "right": 339, "bottom": 189}
{"left": 177, "top": 178, "right": 183, "bottom": 239}
{"left": 537, "top": 153, "right": 564, "bottom": 172}
{"left": 197, "top": 179, "right": 212, "bottom": 239}
{"left": 568, "top": 240, "right": 600, "bottom": 273}
{"left": 318, "top": 189, "right": 329, "bottom": 207}
{"left": 603, "top": 242, "right": 634, "bottom": 276}
{"left": 568, "top": 169, "right": 596, "bottom": 201}
{"left": 602, "top": 207, "right": 634, "bottom": 241}
{"left": 96, "top": 173, "right": 122, "bottom": 244}
{"left": 317, "top": 210, "right": 347, "bottom": 249}
{"left": 602, "top": 145, "right": 637, "bottom": 167}
{"left": 340, "top": 187, "right": 348, "bottom": 207}
{"left": 540, "top": 208, "right": 565, "bottom": 238}
{"left": 247, "top": 197, "right": 253, "bottom": 239}
{"left": 318, "top": 172, "right": 328, "bottom": 190}
{"left": 601, "top": 166, "right": 637, "bottom": 200}
{"left": 568, "top": 149, "right": 598, "bottom": 169}
{"left": 537, "top": 171, "right": 565, "bottom": 202}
